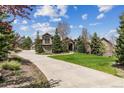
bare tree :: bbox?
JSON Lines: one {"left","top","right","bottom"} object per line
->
{"left": 0, "top": 5, "right": 33, "bottom": 23}
{"left": 110, "top": 35, "right": 117, "bottom": 45}
{"left": 81, "top": 28, "right": 91, "bottom": 53}
{"left": 57, "top": 21, "right": 70, "bottom": 40}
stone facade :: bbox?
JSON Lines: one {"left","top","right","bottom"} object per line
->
{"left": 42, "top": 33, "right": 52, "bottom": 53}
{"left": 62, "top": 37, "right": 75, "bottom": 51}
{"left": 41, "top": 33, "right": 75, "bottom": 53}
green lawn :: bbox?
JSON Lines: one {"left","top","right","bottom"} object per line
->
{"left": 49, "top": 53, "right": 119, "bottom": 76}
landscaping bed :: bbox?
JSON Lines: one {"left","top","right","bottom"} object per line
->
{"left": 0, "top": 56, "right": 49, "bottom": 88}
{"left": 49, "top": 53, "right": 124, "bottom": 77}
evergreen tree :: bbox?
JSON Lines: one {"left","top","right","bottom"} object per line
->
{"left": 0, "top": 21, "right": 14, "bottom": 60}
{"left": 90, "top": 32, "right": 105, "bottom": 56}
{"left": 52, "top": 29, "right": 62, "bottom": 53}
{"left": 35, "top": 31, "right": 43, "bottom": 54}
{"left": 76, "top": 36, "right": 85, "bottom": 53}
{"left": 0, "top": 32, "right": 9, "bottom": 60}
{"left": 21, "top": 36, "right": 32, "bottom": 50}
{"left": 116, "top": 13, "right": 124, "bottom": 64}
{"left": 62, "top": 40, "right": 69, "bottom": 52}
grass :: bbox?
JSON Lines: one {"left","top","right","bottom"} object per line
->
{"left": 0, "top": 60, "right": 21, "bottom": 71}
{"left": 49, "top": 53, "right": 118, "bottom": 76}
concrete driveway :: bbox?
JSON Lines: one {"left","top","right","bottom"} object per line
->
{"left": 16, "top": 50, "right": 124, "bottom": 88}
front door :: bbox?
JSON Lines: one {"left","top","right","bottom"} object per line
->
{"left": 68, "top": 43, "right": 73, "bottom": 51}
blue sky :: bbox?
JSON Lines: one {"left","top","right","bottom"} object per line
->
{"left": 12, "top": 5, "right": 124, "bottom": 41}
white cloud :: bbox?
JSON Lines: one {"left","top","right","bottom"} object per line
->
{"left": 34, "top": 5, "right": 68, "bottom": 18}
{"left": 34, "top": 6, "right": 57, "bottom": 18}
{"left": 79, "top": 25, "right": 83, "bottom": 28}
{"left": 89, "top": 22, "right": 101, "bottom": 26}
{"left": 22, "top": 20, "right": 28, "bottom": 24}
{"left": 96, "top": 5, "right": 114, "bottom": 20}
{"left": 97, "top": 5, "right": 114, "bottom": 13}
{"left": 49, "top": 18, "right": 61, "bottom": 22}
{"left": 13, "top": 19, "right": 18, "bottom": 24}
{"left": 57, "top": 5, "right": 68, "bottom": 17}
{"left": 73, "top": 6, "right": 78, "bottom": 10}
{"left": 82, "top": 14, "right": 88, "bottom": 20}
{"left": 32, "top": 22, "right": 55, "bottom": 35}
{"left": 96, "top": 13, "right": 104, "bottom": 19}
{"left": 20, "top": 26, "right": 29, "bottom": 31}
{"left": 70, "top": 25, "right": 74, "bottom": 29}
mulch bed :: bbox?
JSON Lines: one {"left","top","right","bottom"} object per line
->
{"left": 0, "top": 56, "right": 50, "bottom": 88}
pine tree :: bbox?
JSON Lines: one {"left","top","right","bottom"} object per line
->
{"left": 90, "top": 32, "right": 105, "bottom": 56}
{"left": 62, "top": 40, "right": 69, "bottom": 52}
{"left": 0, "top": 33, "right": 9, "bottom": 60}
{"left": 52, "top": 29, "right": 62, "bottom": 53}
{"left": 0, "top": 21, "right": 13, "bottom": 60}
{"left": 35, "top": 31, "right": 43, "bottom": 54}
{"left": 76, "top": 36, "right": 85, "bottom": 53}
{"left": 21, "top": 36, "right": 32, "bottom": 50}
{"left": 116, "top": 13, "right": 124, "bottom": 64}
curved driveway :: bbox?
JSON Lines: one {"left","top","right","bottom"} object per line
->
{"left": 17, "top": 50, "right": 124, "bottom": 88}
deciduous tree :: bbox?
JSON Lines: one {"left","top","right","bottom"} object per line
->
{"left": 81, "top": 28, "right": 91, "bottom": 53}
{"left": 57, "top": 21, "right": 70, "bottom": 40}
{"left": 0, "top": 5, "right": 32, "bottom": 23}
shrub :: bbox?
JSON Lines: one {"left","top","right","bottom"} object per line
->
{"left": 0, "top": 61, "right": 21, "bottom": 70}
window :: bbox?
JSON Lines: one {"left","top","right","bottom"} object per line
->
{"left": 45, "top": 36, "right": 50, "bottom": 44}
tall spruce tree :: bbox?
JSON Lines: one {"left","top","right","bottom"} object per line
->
{"left": 76, "top": 36, "right": 85, "bottom": 53}
{"left": 0, "top": 18, "right": 14, "bottom": 60}
{"left": 35, "top": 31, "right": 43, "bottom": 54}
{"left": 21, "top": 36, "right": 32, "bottom": 50}
{"left": 52, "top": 29, "right": 62, "bottom": 53}
{"left": 91, "top": 32, "right": 105, "bottom": 56}
{"left": 116, "top": 13, "right": 124, "bottom": 64}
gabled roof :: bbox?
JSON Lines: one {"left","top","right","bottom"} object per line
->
{"left": 63, "top": 37, "right": 74, "bottom": 43}
{"left": 42, "top": 33, "right": 52, "bottom": 36}
{"left": 101, "top": 37, "right": 113, "bottom": 46}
